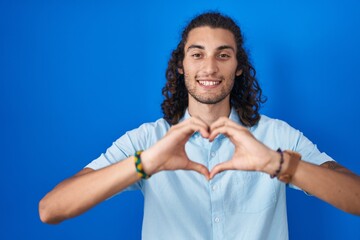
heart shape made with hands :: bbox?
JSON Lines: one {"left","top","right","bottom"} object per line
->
{"left": 147, "top": 116, "right": 275, "bottom": 181}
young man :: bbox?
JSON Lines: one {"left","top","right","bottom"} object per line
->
{"left": 39, "top": 12, "right": 360, "bottom": 239}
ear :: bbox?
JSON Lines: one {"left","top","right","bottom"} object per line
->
{"left": 236, "top": 69, "right": 243, "bottom": 76}
{"left": 178, "top": 68, "right": 184, "bottom": 74}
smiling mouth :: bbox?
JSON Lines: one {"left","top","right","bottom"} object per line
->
{"left": 197, "top": 80, "right": 221, "bottom": 86}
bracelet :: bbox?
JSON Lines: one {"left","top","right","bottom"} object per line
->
{"left": 270, "top": 148, "right": 284, "bottom": 179}
{"left": 134, "top": 150, "right": 151, "bottom": 179}
{"left": 277, "top": 150, "right": 301, "bottom": 184}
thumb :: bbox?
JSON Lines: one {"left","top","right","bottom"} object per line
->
{"left": 210, "top": 161, "right": 233, "bottom": 179}
{"left": 185, "top": 161, "right": 210, "bottom": 180}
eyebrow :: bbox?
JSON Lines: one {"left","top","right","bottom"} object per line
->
{"left": 186, "top": 44, "right": 204, "bottom": 52}
{"left": 186, "top": 44, "right": 236, "bottom": 53}
{"left": 217, "top": 45, "right": 236, "bottom": 52}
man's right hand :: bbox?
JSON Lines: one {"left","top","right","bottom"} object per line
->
{"left": 141, "top": 117, "right": 210, "bottom": 180}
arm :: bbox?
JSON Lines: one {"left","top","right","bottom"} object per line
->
{"left": 209, "top": 117, "right": 360, "bottom": 215}
{"left": 39, "top": 117, "right": 210, "bottom": 224}
{"left": 39, "top": 157, "right": 141, "bottom": 224}
{"left": 291, "top": 160, "right": 360, "bottom": 214}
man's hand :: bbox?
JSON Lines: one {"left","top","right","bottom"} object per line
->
{"left": 208, "top": 117, "right": 279, "bottom": 179}
{"left": 141, "top": 116, "right": 280, "bottom": 180}
{"left": 141, "top": 117, "right": 211, "bottom": 180}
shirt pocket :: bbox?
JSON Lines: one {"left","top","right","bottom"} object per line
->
{"left": 223, "top": 171, "right": 279, "bottom": 214}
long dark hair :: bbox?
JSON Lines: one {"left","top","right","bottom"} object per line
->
{"left": 161, "top": 12, "right": 266, "bottom": 127}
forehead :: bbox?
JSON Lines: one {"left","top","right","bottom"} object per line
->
{"left": 185, "top": 26, "right": 237, "bottom": 50}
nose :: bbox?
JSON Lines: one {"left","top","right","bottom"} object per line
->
{"left": 201, "top": 57, "right": 219, "bottom": 75}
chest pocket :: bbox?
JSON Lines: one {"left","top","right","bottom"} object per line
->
{"left": 222, "top": 171, "right": 279, "bottom": 214}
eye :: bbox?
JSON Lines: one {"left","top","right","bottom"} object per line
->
{"left": 191, "top": 53, "right": 202, "bottom": 59}
{"left": 218, "top": 53, "right": 231, "bottom": 59}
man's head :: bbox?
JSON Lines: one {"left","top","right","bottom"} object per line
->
{"left": 162, "top": 12, "right": 265, "bottom": 126}
{"left": 180, "top": 25, "right": 243, "bottom": 110}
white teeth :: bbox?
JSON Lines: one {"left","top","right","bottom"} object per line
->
{"left": 198, "top": 81, "right": 220, "bottom": 86}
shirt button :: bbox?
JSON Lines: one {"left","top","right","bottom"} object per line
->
{"left": 214, "top": 217, "right": 220, "bottom": 223}
{"left": 212, "top": 185, "right": 217, "bottom": 191}
{"left": 210, "top": 152, "right": 216, "bottom": 157}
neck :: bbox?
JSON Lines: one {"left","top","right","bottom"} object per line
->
{"left": 188, "top": 98, "right": 231, "bottom": 126}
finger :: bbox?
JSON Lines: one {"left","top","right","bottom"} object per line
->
{"left": 210, "top": 117, "right": 238, "bottom": 131}
{"left": 209, "top": 161, "right": 234, "bottom": 179}
{"left": 190, "top": 117, "right": 211, "bottom": 138}
{"left": 185, "top": 161, "right": 210, "bottom": 180}
{"left": 168, "top": 123, "right": 205, "bottom": 142}
{"left": 208, "top": 124, "right": 239, "bottom": 142}
{"left": 177, "top": 118, "right": 210, "bottom": 138}
{"left": 209, "top": 118, "right": 247, "bottom": 141}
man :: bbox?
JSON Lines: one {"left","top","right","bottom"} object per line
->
{"left": 39, "top": 12, "right": 360, "bottom": 239}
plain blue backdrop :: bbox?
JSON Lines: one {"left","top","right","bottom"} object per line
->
{"left": 1, "top": 0, "right": 360, "bottom": 239}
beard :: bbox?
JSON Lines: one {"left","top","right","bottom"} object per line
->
{"left": 187, "top": 87, "right": 231, "bottom": 104}
{"left": 184, "top": 74, "right": 234, "bottom": 105}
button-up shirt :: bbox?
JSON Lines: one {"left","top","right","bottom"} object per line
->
{"left": 86, "top": 108, "right": 333, "bottom": 240}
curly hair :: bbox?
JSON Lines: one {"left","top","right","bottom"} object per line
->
{"left": 161, "top": 12, "right": 266, "bottom": 127}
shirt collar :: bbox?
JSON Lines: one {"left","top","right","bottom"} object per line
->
{"left": 180, "top": 107, "right": 241, "bottom": 124}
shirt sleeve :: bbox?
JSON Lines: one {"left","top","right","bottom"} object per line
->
{"left": 85, "top": 132, "right": 143, "bottom": 191}
{"left": 268, "top": 119, "right": 335, "bottom": 191}
{"left": 291, "top": 128, "right": 334, "bottom": 166}
{"left": 84, "top": 119, "right": 170, "bottom": 193}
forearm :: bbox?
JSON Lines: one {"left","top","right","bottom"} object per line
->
{"left": 39, "top": 157, "right": 140, "bottom": 224}
{"left": 290, "top": 160, "right": 360, "bottom": 215}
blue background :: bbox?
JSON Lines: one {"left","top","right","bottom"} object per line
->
{"left": 1, "top": 0, "right": 360, "bottom": 239}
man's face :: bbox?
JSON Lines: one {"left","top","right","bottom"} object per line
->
{"left": 180, "top": 26, "right": 242, "bottom": 105}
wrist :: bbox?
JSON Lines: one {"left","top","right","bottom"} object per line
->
{"left": 140, "top": 150, "right": 158, "bottom": 176}
{"left": 134, "top": 151, "right": 151, "bottom": 179}
{"left": 277, "top": 150, "right": 301, "bottom": 183}
{"left": 264, "top": 149, "right": 301, "bottom": 183}
{"left": 262, "top": 149, "right": 282, "bottom": 175}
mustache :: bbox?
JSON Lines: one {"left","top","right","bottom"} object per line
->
{"left": 195, "top": 75, "right": 225, "bottom": 81}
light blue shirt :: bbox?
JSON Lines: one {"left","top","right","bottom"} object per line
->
{"left": 86, "top": 108, "right": 334, "bottom": 240}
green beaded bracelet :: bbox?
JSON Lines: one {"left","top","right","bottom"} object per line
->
{"left": 134, "top": 150, "right": 151, "bottom": 179}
